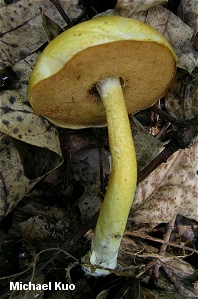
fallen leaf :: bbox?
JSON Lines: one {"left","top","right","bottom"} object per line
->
{"left": 131, "top": 116, "right": 164, "bottom": 172}
{"left": 95, "top": 289, "right": 109, "bottom": 299}
{"left": 184, "top": 77, "right": 198, "bottom": 119}
{"left": 69, "top": 147, "right": 110, "bottom": 182}
{"left": 141, "top": 287, "right": 196, "bottom": 298}
{"left": 177, "top": 0, "right": 198, "bottom": 34}
{"left": 20, "top": 216, "right": 53, "bottom": 243}
{"left": 176, "top": 0, "right": 198, "bottom": 66}
{"left": 144, "top": 5, "right": 198, "bottom": 72}
{"left": 77, "top": 183, "right": 102, "bottom": 223}
{"left": 144, "top": 5, "right": 194, "bottom": 58}
{"left": 115, "top": 0, "right": 168, "bottom": 16}
{"left": 177, "top": 41, "right": 198, "bottom": 73}
{"left": 0, "top": 53, "right": 62, "bottom": 156}
{"left": 120, "top": 232, "right": 198, "bottom": 296}
{"left": 0, "top": 133, "right": 47, "bottom": 220}
{"left": 165, "top": 70, "right": 198, "bottom": 120}
{"left": 131, "top": 140, "right": 198, "bottom": 224}
{"left": 41, "top": 9, "right": 63, "bottom": 42}
{"left": 0, "top": 0, "right": 83, "bottom": 69}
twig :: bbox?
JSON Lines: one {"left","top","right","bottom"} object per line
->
{"left": 153, "top": 214, "right": 177, "bottom": 279}
{"left": 136, "top": 259, "right": 158, "bottom": 278}
{"left": 49, "top": 0, "right": 73, "bottom": 27}
{"left": 125, "top": 230, "right": 197, "bottom": 254}
{"left": 159, "top": 215, "right": 177, "bottom": 256}
{"left": 150, "top": 106, "right": 182, "bottom": 126}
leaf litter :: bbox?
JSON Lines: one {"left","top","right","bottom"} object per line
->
{"left": 0, "top": 0, "right": 198, "bottom": 298}
{"left": 0, "top": 0, "right": 83, "bottom": 68}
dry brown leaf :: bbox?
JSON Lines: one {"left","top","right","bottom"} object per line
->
{"left": 62, "top": 129, "right": 110, "bottom": 182}
{"left": 177, "top": 0, "right": 198, "bottom": 67}
{"left": 0, "top": 130, "right": 62, "bottom": 220}
{"left": 0, "top": 0, "right": 83, "bottom": 69}
{"left": 0, "top": 134, "right": 43, "bottom": 219}
{"left": 145, "top": 5, "right": 194, "bottom": 58}
{"left": 165, "top": 70, "right": 198, "bottom": 120}
{"left": 115, "top": 0, "right": 168, "bottom": 17}
{"left": 177, "top": 42, "right": 198, "bottom": 73}
{"left": 69, "top": 147, "right": 110, "bottom": 182}
{"left": 177, "top": 0, "right": 198, "bottom": 34}
{"left": 0, "top": 53, "right": 62, "bottom": 156}
{"left": 141, "top": 287, "right": 196, "bottom": 299}
{"left": 20, "top": 216, "right": 52, "bottom": 243}
{"left": 78, "top": 183, "right": 102, "bottom": 223}
{"left": 0, "top": 0, "right": 81, "bottom": 34}
{"left": 131, "top": 140, "right": 198, "bottom": 224}
{"left": 142, "top": 5, "right": 198, "bottom": 72}
{"left": 184, "top": 77, "right": 198, "bottom": 119}
{"left": 131, "top": 116, "right": 164, "bottom": 172}
{"left": 41, "top": 9, "right": 63, "bottom": 42}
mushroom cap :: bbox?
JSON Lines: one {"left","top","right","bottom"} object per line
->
{"left": 29, "top": 16, "right": 177, "bottom": 129}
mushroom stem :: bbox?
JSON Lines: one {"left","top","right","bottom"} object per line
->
{"left": 84, "top": 76, "right": 137, "bottom": 275}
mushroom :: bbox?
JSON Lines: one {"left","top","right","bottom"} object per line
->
{"left": 29, "top": 16, "right": 177, "bottom": 275}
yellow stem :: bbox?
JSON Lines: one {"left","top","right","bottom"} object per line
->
{"left": 89, "top": 76, "right": 137, "bottom": 273}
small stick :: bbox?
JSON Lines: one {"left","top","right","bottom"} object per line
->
{"left": 153, "top": 214, "right": 177, "bottom": 278}
{"left": 125, "top": 229, "right": 196, "bottom": 253}
{"left": 159, "top": 214, "right": 177, "bottom": 256}
{"left": 49, "top": 0, "right": 73, "bottom": 27}
{"left": 150, "top": 106, "right": 182, "bottom": 126}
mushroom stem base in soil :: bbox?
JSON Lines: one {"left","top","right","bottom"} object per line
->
{"left": 82, "top": 76, "right": 137, "bottom": 276}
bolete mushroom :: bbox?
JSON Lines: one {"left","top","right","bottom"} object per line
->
{"left": 29, "top": 16, "right": 177, "bottom": 275}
